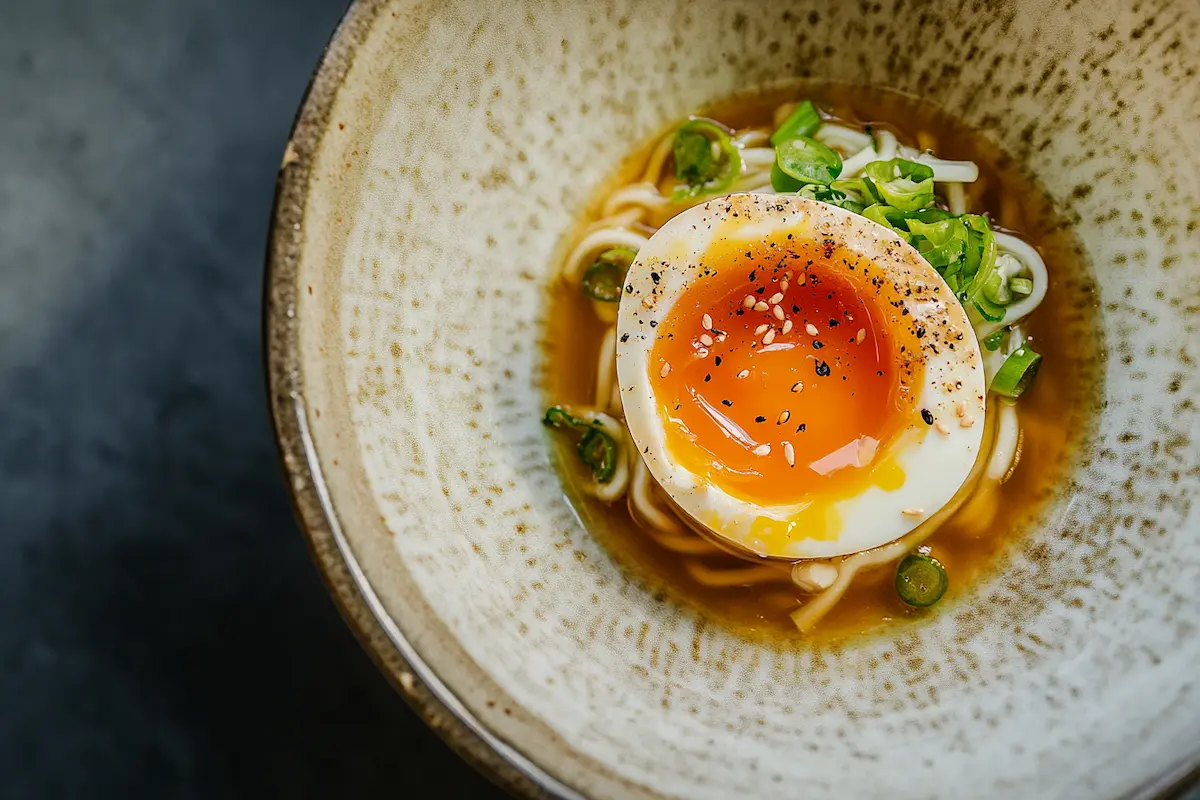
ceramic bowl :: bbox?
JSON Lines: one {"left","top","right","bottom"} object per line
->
{"left": 265, "top": 0, "right": 1200, "bottom": 797}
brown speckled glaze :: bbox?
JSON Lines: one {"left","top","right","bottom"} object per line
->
{"left": 266, "top": 1, "right": 1200, "bottom": 798}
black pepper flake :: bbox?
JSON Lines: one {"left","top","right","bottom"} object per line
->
{"left": 748, "top": 270, "right": 757, "bottom": 281}
{"left": 714, "top": 356, "right": 722, "bottom": 366}
{"left": 815, "top": 360, "right": 831, "bottom": 377}
{"left": 651, "top": 272, "right": 661, "bottom": 285}
{"left": 755, "top": 416, "right": 766, "bottom": 423}
{"left": 921, "top": 408, "right": 934, "bottom": 425}
{"left": 915, "top": 326, "right": 926, "bottom": 338}
{"left": 828, "top": 319, "right": 840, "bottom": 327}
{"left": 649, "top": 320, "right": 658, "bottom": 328}
{"left": 620, "top": 333, "right": 630, "bottom": 343}
{"left": 797, "top": 423, "right": 807, "bottom": 432}
{"left": 625, "top": 284, "right": 634, "bottom": 294}
{"left": 901, "top": 307, "right": 909, "bottom": 316}
{"left": 813, "top": 340, "right": 825, "bottom": 349}
{"left": 792, "top": 304, "right": 800, "bottom": 314}
{"left": 721, "top": 399, "right": 733, "bottom": 407}
{"left": 704, "top": 374, "right": 711, "bottom": 382}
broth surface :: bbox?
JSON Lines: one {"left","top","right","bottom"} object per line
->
{"left": 542, "top": 82, "right": 1100, "bottom": 643}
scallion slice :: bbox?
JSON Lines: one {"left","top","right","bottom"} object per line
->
{"left": 543, "top": 406, "right": 619, "bottom": 483}
{"left": 581, "top": 247, "right": 637, "bottom": 302}
{"left": 983, "top": 330, "right": 1005, "bottom": 351}
{"left": 774, "top": 136, "right": 843, "bottom": 187}
{"left": 577, "top": 428, "right": 617, "bottom": 483}
{"left": 861, "top": 158, "right": 936, "bottom": 211}
{"left": 770, "top": 99, "right": 822, "bottom": 146}
{"left": 907, "top": 218, "right": 968, "bottom": 270}
{"left": 895, "top": 553, "right": 948, "bottom": 607}
{"left": 990, "top": 345, "right": 1043, "bottom": 399}
{"left": 1010, "top": 277, "right": 1034, "bottom": 296}
{"left": 672, "top": 118, "right": 742, "bottom": 200}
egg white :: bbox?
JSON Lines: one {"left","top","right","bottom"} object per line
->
{"left": 615, "top": 193, "right": 988, "bottom": 560}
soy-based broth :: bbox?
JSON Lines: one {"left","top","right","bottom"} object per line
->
{"left": 542, "top": 82, "right": 1100, "bottom": 643}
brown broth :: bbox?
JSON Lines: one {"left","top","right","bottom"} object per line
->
{"left": 541, "top": 82, "right": 1101, "bottom": 644}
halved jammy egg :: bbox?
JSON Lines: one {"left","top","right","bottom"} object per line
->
{"left": 615, "top": 194, "right": 988, "bottom": 560}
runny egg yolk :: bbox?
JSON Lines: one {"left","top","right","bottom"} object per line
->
{"left": 649, "top": 233, "right": 925, "bottom": 508}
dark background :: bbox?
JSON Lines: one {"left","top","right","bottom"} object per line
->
{"left": 1, "top": 1, "right": 502, "bottom": 797}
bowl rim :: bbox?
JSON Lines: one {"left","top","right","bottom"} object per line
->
{"left": 262, "top": 1, "right": 1200, "bottom": 798}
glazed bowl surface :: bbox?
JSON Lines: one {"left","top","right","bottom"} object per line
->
{"left": 266, "top": 1, "right": 1200, "bottom": 797}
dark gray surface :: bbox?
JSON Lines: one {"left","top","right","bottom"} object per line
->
{"left": 0, "top": 1, "right": 502, "bottom": 797}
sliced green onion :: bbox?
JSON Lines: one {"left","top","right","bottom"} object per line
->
{"left": 775, "top": 136, "right": 843, "bottom": 187}
{"left": 862, "top": 158, "right": 936, "bottom": 211}
{"left": 543, "top": 406, "right": 588, "bottom": 430}
{"left": 895, "top": 553, "right": 948, "bottom": 607}
{"left": 770, "top": 99, "right": 822, "bottom": 146}
{"left": 983, "top": 330, "right": 1005, "bottom": 351}
{"left": 960, "top": 215, "right": 1005, "bottom": 321}
{"left": 907, "top": 218, "right": 968, "bottom": 270}
{"left": 581, "top": 247, "right": 636, "bottom": 302}
{"left": 672, "top": 118, "right": 742, "bottom": 200}
{"left": 543, "top": 406, "right": 618, "bottom": 483}
{"left": 795, "top": 184, "right": 866, "bottom": 213}
{"left": 577, "top": 428, "right": 617, "bottom": 483}
{"left": 770, "top": 160, "right": 803, "bottom": 193}
{"left": 1010, "top": 277, "right": 1034, "bottom": 296}
{"left": 990, "top": 345, "right": 1043, "bottom": 399}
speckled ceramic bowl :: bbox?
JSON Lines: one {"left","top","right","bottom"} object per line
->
{"left": 265, "top": 1, "right": 1200, "bottom": 797}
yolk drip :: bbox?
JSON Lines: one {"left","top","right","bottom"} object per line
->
{"left": 649, "top": 233, "right": 924, "bottom": 509}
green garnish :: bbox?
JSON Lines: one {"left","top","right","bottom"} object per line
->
{"left": 960, "top": 215, "right": 1005, "bottom": 321}
{"left": 1010, "top": 277, "right": 1034, "bottom": 296}
{"left": 990, "top": 345, "right": 1043, "bottom": 399}
{"left": 770, "top": 99, "right": 822, "bottom": 146}
{"left": 543, "top": 406, "right": 619, "bottom": 483}
{"left": 982, "top": 330, "right": 1005, "bottom": 351}
{"left": 906, "top": 218, "right": 968, "bottom": 269}
{"left": 580, "top": 247, "right": 637, "bottom": 302}
{"left": 576, "top": 429, "right": 617, "bottom": 482}
{"left": 774, "top": 136, "right": 843, "bottom": 187}
{"left": 862, "top": 158, "right": 936, "bottom": 211}
{"left": 672, "top": 118, "right": 742, "bottom": 200}
{"left": 797, "top": 183, "right": 866, "bottom": 213}
{"left": 895, "top": 553, "right": 948, "bottom": 607}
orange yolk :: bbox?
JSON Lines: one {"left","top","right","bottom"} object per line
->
{"left": 649, "top": 234, "right": 924, "bottom": 508}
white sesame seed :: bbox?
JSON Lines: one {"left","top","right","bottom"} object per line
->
{"left": 744, "top": 295, "right": 756, "bottom": 308}
{"left": 642, "top": 296, "right": 655, "bottom": 308}
{"left": 763, "top": 329, "right": 776, "bottom": 345}
{"left": 934, "top": 422, "right": 950, "bottom": 435}
{"left": 856, "top": 328, "right": 866, "bottom": 344}
{"left": 753, "top": 301, "right": 769, "bottom": 312}
{"left": 777, "top": 409, "right": 791, "bottom": 424}
{"left": 752, "top": 443, "right": 771, "bottom": 457}
{"left": 955, "top": 401, "right": 967, "bottom": 418}
{"left": 791, "top": 381, "right": 803, "bottom": 393}
{"left": 768, "top": 292, "right": 784, "bottom": 305}
{"left": 901, "top": 507, "right": 925, "bottom": 517}
{"left": 846, "top": 313, "right": 854, "bottom": 321}
{"left": 782, "top": 320, "right": 793, "bottom": 334}
{"left": 737, "top": 369, "right": 750, "bottom": 379}
{"left": 960, "top": 414, "right": 976, "bottom": 428}
{"left": 699, "top": 333, "right": 714, "bottom": 347}
{"left": 805, "top": 323, "right": 819, "bottom": 336}
{"left": 659, "top": 362, "right": 671, "bottom": 378}
{"left": 754, "top": 324, "right": 770, "bottom": 336}
{"left": 780, "top": 280, "right": 789, "bottom": 293}
{"left": 772, "top": 305, "right": 785, "bottom": 321}
{"left": 696, "top": 348, "right": 709, "bottom": 358}
{"left": 783, "top": 441, "right": 795, "bottom": 466}
{"left": 701, "top": 313, "right": 713, "bottom": 330}
{"left": 716, "top": 334, "right": 726, "bottom": 342}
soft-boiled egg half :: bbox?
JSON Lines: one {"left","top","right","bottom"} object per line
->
{"left": 615, "top": 194, "right": 988, "bottom": 560}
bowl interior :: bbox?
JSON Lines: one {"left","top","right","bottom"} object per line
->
{"left": 269, "top": 1, "right": 1200, "bottom": 797}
